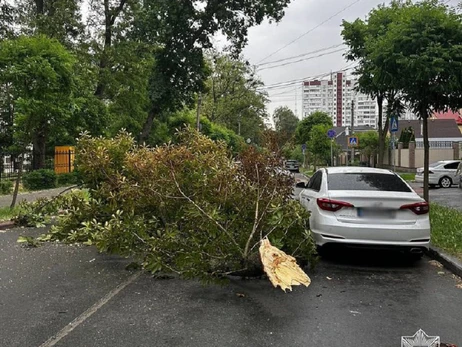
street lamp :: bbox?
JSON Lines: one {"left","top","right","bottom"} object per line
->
{"left": 331, "top": 127, "right": 349, "bottom": 167}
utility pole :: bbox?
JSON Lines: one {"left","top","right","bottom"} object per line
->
{"left": 196, "top": 92, "right": 202, "bottom": 131}
{"left": 350, "top": 100, "right": 355, "bottom": 166}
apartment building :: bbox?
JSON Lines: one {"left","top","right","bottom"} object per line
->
{"left": 302, "top": 71, "right": 378, "bottom": 128}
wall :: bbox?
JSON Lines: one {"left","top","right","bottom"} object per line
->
{"left": 414, "top": 148, "right": 454, "bottom": 168}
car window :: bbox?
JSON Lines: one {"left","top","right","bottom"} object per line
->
{"left": 430, "top": 161, "right": 443, "bottom": 167}
{"left": 309, "top": 171, "right": 322, "bottom": 191}
{"left": 444, "top": 162, "right": 459, "bottom": 170}
{"left": 327, "top": 173, "right": 412, "bottom": 192}
{"left": 457, "top": 163, "right": 462, "bottom": 175}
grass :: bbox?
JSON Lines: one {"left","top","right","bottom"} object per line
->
{"left": 0, "top": 206, "right": 20, "bottom": 221}
{"left": 398, "top": 173, "right": 415, "bottom": 182}
{"left": 430, "top": 203, "right": 462, "bottom": 260}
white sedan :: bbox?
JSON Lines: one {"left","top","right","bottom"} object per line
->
{"left": 298, "top": 167, "right": 430, "bottom": 258}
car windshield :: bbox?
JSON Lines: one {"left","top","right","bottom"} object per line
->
{"left": 429, "top": 161, "right": 443, "bottom": 167}
{"left": 328, "top": 173, "right": 412, "bottom": 192}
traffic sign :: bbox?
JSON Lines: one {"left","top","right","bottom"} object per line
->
{"left": 301, "top": 143, "right": 306, "bottom": 151}
{"left": 327, "top": 129, "right": 336, "bottom": 139}
{"left": 390, "top": 115, "right": 399, "bottom": 133}
{"left": 348, "top": 136, "right": 359, "bottom": 147}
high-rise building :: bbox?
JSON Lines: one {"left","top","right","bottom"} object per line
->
{"left": 302, "top": 71, "right": 378, "bottom": 128}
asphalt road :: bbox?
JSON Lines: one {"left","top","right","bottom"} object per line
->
{"left": 1, "top": 227, "right": 461, "bottom": 347}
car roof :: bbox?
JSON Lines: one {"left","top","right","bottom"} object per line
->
{"left": 325, "top": 167, "right": 395, "bottom": 175}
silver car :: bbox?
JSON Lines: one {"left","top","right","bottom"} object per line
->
{"left": 415, "top": 160, "right": 461, "bottom": 188}
{"left": 284, "top": 160, "right": 300, "bottom": 173}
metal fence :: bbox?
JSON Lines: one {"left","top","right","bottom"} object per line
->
{"left": 415, "top": 141, "right": 456, "bottom": 148}
{"left": 0, "top": 150, "right": 75, "bottom": 181}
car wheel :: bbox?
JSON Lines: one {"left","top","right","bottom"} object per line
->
{"left": 316, "top": 245, "right": 326, "bottom": 257}
{"left": 439, "top": 176, "right": 452, "bottom": 188}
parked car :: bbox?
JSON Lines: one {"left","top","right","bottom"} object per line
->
{"left": 296, "top": 167, "right": 430, "bottom": 258}
{"left": 457, "top": 161, "right": 462, "bottom": 189}
{"left": 284, "top": 159, "right": 300, "bottom": 173}
{"left": 415, "top": 160, "right": 461, "bottom": 188}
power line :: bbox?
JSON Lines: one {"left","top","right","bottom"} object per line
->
{"left": 258, "top": 64, "right": 358, "bottom": 91}
{"left": 257, "top": 43, "right": 345, "bottom": 67}
{"left": 257, "top": 48, "right": 347, "bottom": 71}
{"left": 256, "top": 0, "right": 364, "bottom": 64}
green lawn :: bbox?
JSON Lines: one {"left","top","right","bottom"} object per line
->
{"left": 430, "top": 203, "right": 462, "bottom": 260}
{"left": 398, "top": 173, "right": 415, "bottom": 182}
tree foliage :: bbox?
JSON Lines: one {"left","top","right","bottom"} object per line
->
{"left": 295, "top": 111, "right": 333, "bottom": 145}
{"left": 358, "top": 131, "right": 379, "bottom": 165}
{"left": 370, "top": 0, "right": 462, "bottom": 200}
{"left": 273, "top": 106, "right": 299, "bottom": 146}
{"left": 201, "top": 54, "right": 267, "bottom": 142}
{"left": 135, "top": 0, "right": 292, "bottom": 141}
{"left": 308, "top": 124, "right": 333, "bottom": 169}
{"left": 0, "top": 35, "right": 75, "bottom": 168}
{"left": 44, "top": 128, "right": 316, "bottom": 282}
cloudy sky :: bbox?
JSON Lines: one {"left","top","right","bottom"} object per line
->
{"left": 237, "top": 0, "right": 456, "bottom": 119}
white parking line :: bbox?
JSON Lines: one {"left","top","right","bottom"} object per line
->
{"left": 39, "top": 271, "right": 142, "bottom": 347}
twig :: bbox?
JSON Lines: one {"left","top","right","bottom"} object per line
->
{"left": 169, "top": 168, "right": 244, "bottom": 257}
{"left": 244, "top": 164, "right": 260, "bottom": 258}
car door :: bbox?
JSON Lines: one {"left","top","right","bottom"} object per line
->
{"left": 300, "top": 171, "right": 324, "bottom": 227}
{"left": 444, "top": 161, "right": 460, "bottom": 181}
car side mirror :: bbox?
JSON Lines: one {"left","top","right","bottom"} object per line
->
{"left": 295, "top": 181, "right": 307, "bottom": 188}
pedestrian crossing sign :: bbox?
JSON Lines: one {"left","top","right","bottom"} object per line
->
{"left": 390, "top": 115, "right": 399, "bottom": 133}
{"left": 348, "top": 136, "right": 359, "bottom": 147}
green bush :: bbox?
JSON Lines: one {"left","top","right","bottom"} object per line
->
{"left": 0, "top": 180, "right": 13, "bottom": 195}
{"left": 45, "top": 128, "right": 317, "bottom": 283}
{"left": 22, "top": 169, "right": 57, "bottom": 191}
{"left": 56, "top": 171, "right": 81, "bottom": 186}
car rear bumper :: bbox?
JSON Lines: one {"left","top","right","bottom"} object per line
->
{"left": 311, "top": 218, "right": 430, "bottom": 250}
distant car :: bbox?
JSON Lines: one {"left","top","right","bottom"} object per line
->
{"left": 456, "top": 161, "right": 462, "bottom": 189}
{"left": 297, "top": 167, "right": 430, "bottom": 258}
{"left": 284, "top": 160, "right": 300, "bottom": 172}
{"left": 415, "top": 160, "right": 461, "bottom": 188}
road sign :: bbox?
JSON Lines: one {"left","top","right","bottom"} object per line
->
{"left": 301, "top": 143, "right": 306, "bottom": 151}
{"left": 327, "top": 129, "right": 336, "bottom": 139}
{"left": 348, "top": 136, "right": 359, "bottom": 147}
{"left": 390, "top": 115, "right": 399, "bottom": 133}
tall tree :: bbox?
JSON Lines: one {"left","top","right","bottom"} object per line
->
{"left": 273, "top": 106, "right": 299, "bottom": 146}
{"left": 308, "top": 124, "right": 332, "bottom": 170}
{"left": 0, "top": 35, "right": 75, "bottom": 169}
{"left": 133, "top": 0, "right": 292, "bottom": 142}
{"left": 342, "top": 1, "right": 405, "bottom": 168}
{"left": 295, "top": 111, "right": 333, "bottom": 145}
{"left": 373, "top": 0, "right": 462, "bottom": 201}
{"left": 201, "top": 54, "right": 267, "bottom": 141}
{"left": 358, "top": 131, "right": 379, "bottom": 166}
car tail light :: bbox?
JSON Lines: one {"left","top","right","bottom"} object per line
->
{"left": 400, "top": 202, "right": 430, "bottom": 215}
{"left": 317, "top": 198, "right": 354, "bottom": 212}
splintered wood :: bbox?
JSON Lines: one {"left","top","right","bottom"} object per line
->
{"left": 259, "top": 238, "right": 311, "bottom": 292}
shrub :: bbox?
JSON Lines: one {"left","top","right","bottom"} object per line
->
{"left": 22, "top": 169, "right": 57, "bottom": 191}
{"left": 0, "top": 180, "right": 13, "bottom": 195}
{"left": 46, "top": 128, "right": 317, "bottom": 282}
{"left": 56, "top": 171, "right": 81, "bottom": 186}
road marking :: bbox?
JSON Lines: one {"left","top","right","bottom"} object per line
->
{"left": 39, "top": 271, "right": 142, "bottom": 347}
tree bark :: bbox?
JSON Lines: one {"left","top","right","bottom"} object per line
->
{"left": 376, "top": 94, "right": 385, "bottom": 168}
{"left": 139, "top": 107, "right": 158, "bottom": 143}
{"left": 35, "top": 0, "right": 44, "bottom": 14}
{"left": 32, "top": 129, "right": 47, "bottom": 170}
{"left": 422, "top": 109, "right": 430, "bottom": 202}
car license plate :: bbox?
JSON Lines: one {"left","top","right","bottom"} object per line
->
{"left": 357, "top": 208, "right": 395, "bottom": 219}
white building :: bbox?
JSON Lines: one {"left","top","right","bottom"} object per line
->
{"left": 302, "top": 71, "right": 378, "bottom": 128}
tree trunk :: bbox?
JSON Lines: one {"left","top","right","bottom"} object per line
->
{"left": 10, "top": 157, "right": 23, "bottom": 209}
{"left": 376, "top": 94, "right": 385, "bottom": 168}
{"left": 94, "top": 0, "right": 112, "bottom": 98}
{"left": 32, "top": 130, "right": 47, "bottom": 170}
{"left": 422, "top": 110, "right": 430, "bottom": 202}
{"left": 35, "top": 0, "right": 44, "bottom": 14}
{"left": 139, "top": 107, "right": 158, "bottom": 143}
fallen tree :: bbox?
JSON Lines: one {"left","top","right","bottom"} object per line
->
{"left": 45, "top": 127, "right": 317, "bottom": 284}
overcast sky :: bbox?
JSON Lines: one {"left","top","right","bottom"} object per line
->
{"left": 238, "top": 0, "right": 457, "bottom": 120}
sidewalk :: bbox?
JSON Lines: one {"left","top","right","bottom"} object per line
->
{"left": 0, "top": 187, "right": 73, "bottom": 208}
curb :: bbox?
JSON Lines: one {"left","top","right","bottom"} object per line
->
{"left": 0, "top": 220, "right": 15, "bottom": 230}
{"left": 426, "top": 245, "right": 462, "bottom": 278}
